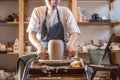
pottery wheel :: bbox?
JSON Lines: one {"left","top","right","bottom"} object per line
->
{"left": 38, "top": 59, "right": 73, "bottom": 66}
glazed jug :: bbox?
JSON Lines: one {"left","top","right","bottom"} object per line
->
{"left": 48, "top": 40, "right": 64, "bottom": 60}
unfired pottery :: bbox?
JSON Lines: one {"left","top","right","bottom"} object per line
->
{"left": 48, "top": 40, "right": 64, "bottom": 60}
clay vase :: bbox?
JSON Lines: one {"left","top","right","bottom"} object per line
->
{"left": 48, "top": 40, "right": 64, "bottom": 60}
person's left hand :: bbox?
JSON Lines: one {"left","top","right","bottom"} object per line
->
{"left": 66, "top": 44, "right": 76, "bottom": 58}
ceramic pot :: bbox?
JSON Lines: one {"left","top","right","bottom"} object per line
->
{"left": 48, "top": 40, "right": 64, "bottom": 60}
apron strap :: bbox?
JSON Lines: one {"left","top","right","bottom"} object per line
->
{"left": 44, "top": 7, "right": 61, "bottom": 23}
{"left": 44, "top": 7, "right": 48, "bottom": 23}
{"left": 41, "top": 7, "right": 64, "bottom": 42}
{"left": 56, "top": 8, "right": 61, "bottom": 23}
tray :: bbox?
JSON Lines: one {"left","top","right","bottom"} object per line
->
{"left": 38, "top": 59, "right": 73, "bottom": 66}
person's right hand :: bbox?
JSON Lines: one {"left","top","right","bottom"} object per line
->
{"left": 65, "top": 44, "right": 76, "bottom": 59}
{"left": 37, "top": 44, "right": 46, "bottom": 59}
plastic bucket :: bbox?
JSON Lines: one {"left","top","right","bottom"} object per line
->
{"left": 88, "top": 49, "right": 104, "bottom": 65}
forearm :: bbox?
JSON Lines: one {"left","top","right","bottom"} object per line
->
{"left": 28, "top": 31, "right": 46, "bottom": 58}
{"left": 28, "top": 31, "right": 42, "bottom": 49}
{"left": 67, "top": 32, "right": 79, "bottom": 46}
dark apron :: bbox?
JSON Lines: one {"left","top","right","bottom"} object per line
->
{"left": 17, "top": 8, "right": 65, "bottom": 70}
{"left": 41, "top": 8, "right": 64, "bottom": 49}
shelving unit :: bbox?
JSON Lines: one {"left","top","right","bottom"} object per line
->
{"left": 0, "top": 0, "right": 19, "bottom": 55}
{"left": 0, "top": 22, "right": 19, "bottom": 26}
{"left": 0, "top": 0, "right": 120, "bottom": 57}
{"left": 18, "top": 0, "right": 24, "bottom": 56}
{"left": 73, "top": 0, "right": 120, "bottom": 65}
{"left": 72, "top": 0, "right": 120, "bottom": 35}
{"left": 72, "top": 0, "right": 115, "bottom": 20}
{"left": 77, "top": 21, "right": 120, "bottom": 26}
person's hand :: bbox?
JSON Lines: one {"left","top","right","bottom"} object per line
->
{"left": 66, "top": 44, "right": 76, "bottom": 59}
{"left": 37, "top": 44, "right": 46, "bottom": 59}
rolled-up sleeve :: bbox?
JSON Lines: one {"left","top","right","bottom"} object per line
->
{"left": 66, "top": 8, "right": 81, "bottom": 34}
{"left": 27, "top": 8, "right": 40, "bottom": 33}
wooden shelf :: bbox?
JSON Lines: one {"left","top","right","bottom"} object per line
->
{"left": 24, "top": 21, "right": 115, "bottom": 27}
{"left": 111, "top": 50, "right": 120, "bottom": 53}
{"left": 24, "top": 51, "right": 36, "bottom": 54}
{"left": 78, "top": 50, "right": 120, "bottom": 54}
{"left": 78, "top": 0, "right": 114, "bottom": 1}
{"left": 110, "top": 21, "right": 120, "bottom": 26}
{"left": 0, "top": 0, "right": 18, "bottom": 1}
{"left": 24, "top": 21, "right": 29, "bottom": 25}
{"left": 0, "top": 22, "right": 19, "bottom": 26}
{"left": 7, "top": 51, "right": 36, "bottom": 54}
{"left": 0, "top": 0, "right": 17, "bottom": 1}
{"left": 7, "top": 52, "right": 19, "bottom": 54}
{"left": 7, "top": 51, "right": 38, "bottom": 55}
{"left": 77, "top": 21, "right": 120, "bottom": 26}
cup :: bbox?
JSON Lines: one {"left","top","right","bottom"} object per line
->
{"left": 25, "top": 46, "right": 32, "bottom": 52}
